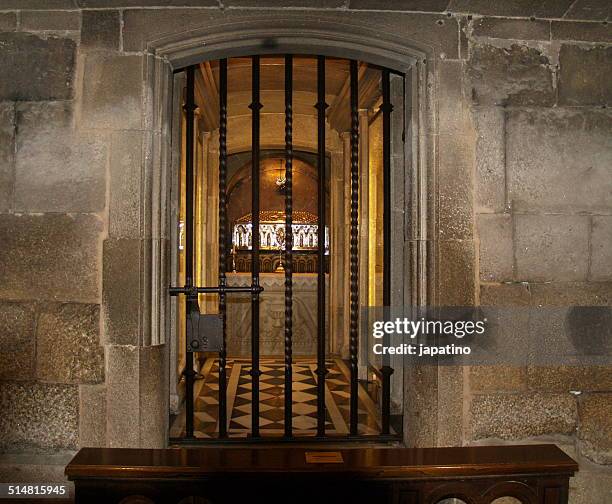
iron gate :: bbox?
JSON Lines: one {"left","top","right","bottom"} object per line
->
{"left": 170, "top": 55, "right": 398, "bottom": 442}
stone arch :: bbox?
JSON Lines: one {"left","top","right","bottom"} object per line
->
{"left": 123, "top": 13, "right": 437, "bottom": 447}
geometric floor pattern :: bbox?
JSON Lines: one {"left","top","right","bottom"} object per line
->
{"left": 171, "top": 357, "right": 385, "bottom": 439}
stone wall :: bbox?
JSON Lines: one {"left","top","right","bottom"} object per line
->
{"left": 0, "top": 1, "right": 609, "bottom": 502}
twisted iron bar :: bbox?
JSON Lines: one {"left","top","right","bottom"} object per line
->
{"left": 349, "top": 59, "right": 360, "bottom": 436}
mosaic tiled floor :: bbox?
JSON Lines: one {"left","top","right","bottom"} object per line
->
{"left": 171, "top": 358, "right": 384, "bottom": 438}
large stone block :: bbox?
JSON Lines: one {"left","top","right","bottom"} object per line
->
{"left": 480, "top": 283, "right": 531, "bottom": 306}
{"left": 109, "top": 131, "right": 142, "bottom": 238}
{"left": 473, "top": 106, "right": 505, "bottom": 213}
{"left": 123, "top": 10, "right": 459, "bottom": 58}
{"left": 591, "top": 216, "right": 612, "bottom": 281}
{"left": 470, "top": 392, "right": 577, "bottom": 440}
{"left": 467, "top": 43, "right": 555, "bottom": 106}
{"left": 106, "top": 345, "right": 139, "bottom": 448}
{"left": 0, "top": 102, "right": 14, "bottom": 212}
{"left": 0, "top": 302, "right": 35, "bottom": 381}
{"left": 472, "top": 17, "right": 551, "bottom": 40}
{"left": 569, "top": 467, "right": 612, "bottom": 504}
{"left": 438, "top": 135, "right": 474, "bottom": 240}
{"left": 469, "top": 366, "right": 526, "bottom": 393}
{"left": 0, "top": 382, "right": 78, "bottom": 450}
{"left": 139, "top": 345, "right": 167, "bottom": 448}
{"left": 507, "top": 108, "right": 612, "bottom": 213}
{"left": 81, "top": 10, "right": 120, "bottom": 50}
{"left": 79, "top": 384, "right": 106, "bottom": 448}
{"left": 81, "top": 53, "right": 143, "bottom": 130}
{"left": 20, "top": 11, "right": 80, "bottom": 31}
{"left": 438, "top": 240, "right": 476, "bottom": 305}
{"left": 527, "top": 366, "right": 612, "bottom": 393}
{"left": 477, "top": 214, "right": 513, "bottom": 282}
{"left": 36, "top": 303, "right": 104, "bottom": 384}
{"left": 578, "top": 393, "right": 612, "bottom": 464}
{"left": 448, "top": 0, "right": 574, "bottom": 18}
{"left": 0, "top": 33, "right": 75, "bottom": 101}
{"left": 559, "top": 45, "right": 612, "bottom": 105}
{"left": 102, "top": 239, "right": 143, "bottom": 345}
{"left": 514, "top": 215, "right": 589, "bottom": 282}
{"left": 0, "top": 214, "right": 102, "bottom": 302}
{"left": 14, "top": 101, "right": 107, "bottom": 213}
{"left": 529, "top": 282, "right": 612, "bottom": 306}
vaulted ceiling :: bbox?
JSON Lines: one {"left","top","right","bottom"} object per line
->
{"left": 194, "top": 56, "right": 384, "bottom": 133}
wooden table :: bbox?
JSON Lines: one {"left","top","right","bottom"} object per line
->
{"left": 65, "top": 444, "right": 578, "bottom": 504}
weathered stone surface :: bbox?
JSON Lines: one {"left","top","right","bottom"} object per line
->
{"left": 349, "top": 0, "right": 449, "bottom": 10}
{"left": 15, "top": 101, "right": 107, "bottom": 213}
{"left": 472, "top": 17, "right": 551, "bottom": 40}
{"left": 36, "top": 303, "right": 104, "bottom": 384}
{"left": 0, "top": 382, "right": 78, "bottom": 450}
{"left": 438, "top": 136, "right": 474, "bottom": 239}
{"left": 591, "top": 216, "right": 612, "bottom": 281}
{"left": 103, "top": 239, "right": 142, "bottom": 345}
{"left": 0, "top": 214, "right": 102, "bottom": 302}
{"left": 529, "top": 282, "right": 612, "bottom": 306}
{"left": 473, "top": 106, "right": 505, "bottom": 213}
{"left": 470, "top": 366, "right": 526, "bottom": 393}
{"left": 0, "top": 102, "right": 14, "bottom": 212}
{"left": 0, "top": 302, "right": 35, "bottom": 381}
{"left": 467, "top": 43, "right": 555, "bottom": 106}
{"left": 81, "top": 10, "right": 120, "bottom": 50}
{"left": 79, "top": 384, "right": 106, "bottom": 448}
{"left": 438, "top": 240, "right": 476, "bottom": 305}
{"left": 564, "top": 0, "right": 611, "bottom": 21}
{"left": 438, "top": 61, "right": 473, "bottom": 137}
{"left": 507, "top": 109, "right": 612, "bottom": 213}
{"left": 558, "top": 45, "right": 612, "bottom": 106}
{"left": 404, "top": 364, "right": 438, "bottom": 447}
{"left": 569, "top": 468, "right": 612, "bottom": 504}
{"left": 527, "top": 365, "right": 612, "bottom": 392}
{"left": 81, "top": 53, "right": 143, "bottom": 130}
{"left": 0, "top": 12, "right": 17, "bottom": 31}
{"left": 0, "top": 33, "right": 75, "bottom": 101}
{"left": 480, "top": 283, "right": 531, "bottom": 306}
{"left": 552, "top": 20, "right": 612, "bottom": 42}
{"left": 106, "top": 345, "right": 139, "bottom": 448}
{"left": 514, "top": 215, "right": 589, "bottom": 282}
{"left": 578, "top": 393, "right": 612, "bottom": 464}
{"left": 470, "top": 392, "right": 577, "bottom": 440}
{"left": 477, "top": 214, "right": 513, "bottom": 282}
{"left": 448, "top": 0, "right": 574, "bottom": 18}
{"left": 20, "top": 11, "right": 80, "bottom": 31}
{"left": 109, "top": 131, "right": 142, "bottom": 238}
{"left": 139, "top": 345, "right": 167, "bottom": 448}
{"left": 123, "top": 10, "right": 459, "bottom": 58}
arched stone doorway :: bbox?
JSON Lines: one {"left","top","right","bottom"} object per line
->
{"left": 104, "top": 13, "right": 442, "bottom": 448}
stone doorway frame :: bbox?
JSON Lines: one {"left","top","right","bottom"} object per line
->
{"left": 131, "top": 14, "right": 438, "bottom": 447}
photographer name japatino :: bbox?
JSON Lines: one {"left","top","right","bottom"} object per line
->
{"left": 371, "top": 317, "right": 487, "bottom": 357}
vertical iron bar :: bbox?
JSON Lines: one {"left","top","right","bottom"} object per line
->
{"left": 284, "top": 55, "right": 293, "bottom": 438}
{"left": 349, "top": 59, "right": 360, "bottom": 436}
{"left": 218, "top": 58, "right": 228, "bottom": 438}
{"left": 183, "top": 65, "right": 197, "bottom": 439}
{"left": 249, "top": 55, "right": 262, "bottom": 438}
{"left": 315, "top": 55, "right": 328, "bottom": 437}
{"left": 380, "top": 68, "right": 394, "bottom": 436}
